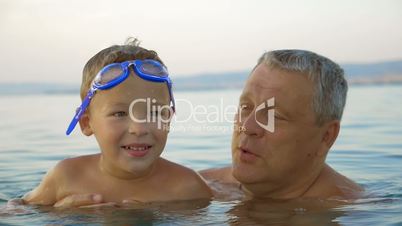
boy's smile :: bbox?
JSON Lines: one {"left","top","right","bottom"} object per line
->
{"left": 121, "top": 143, "right": 153, "bottom": 158}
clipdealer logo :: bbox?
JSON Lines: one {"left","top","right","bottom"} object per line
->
{"left": 127, "top": 97, "right": 275, "bottom": 132}
{"left": 254, "top": 97, "right": 275, "bottom": 132}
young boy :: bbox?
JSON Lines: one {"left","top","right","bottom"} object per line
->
{"left": 23, "top": 38, "right": 212, "bottom": 206}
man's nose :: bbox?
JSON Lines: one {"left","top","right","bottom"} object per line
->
{"left": 242, "top": 110, "right": 264, "bottom": 137}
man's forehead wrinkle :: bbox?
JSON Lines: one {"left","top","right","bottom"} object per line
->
{"left": 249, "top": 70, "right": 282, "bottom": 89}
{"left": 247, "top": 79, "right": 281, "bottom": 95}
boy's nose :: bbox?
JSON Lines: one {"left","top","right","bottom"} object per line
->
{"left": 128, "top": 120, "right": 149, "bottom": 137}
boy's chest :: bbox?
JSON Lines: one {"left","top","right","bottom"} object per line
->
{"left": 64, "top": 177, "right": 174, "bottom": 203}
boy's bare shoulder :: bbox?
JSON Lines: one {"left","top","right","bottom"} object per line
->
{"left": 23, "top": 154, "right": 99, "bottom": 205}
{"left": 158, "top": 158, "right": 205, "bottom": 184}
{"left": 41, "top": 155, "right": 99, "bottom": 196}
{"left": 54, "top": 154, "right": 99, "bottom": 176}
{"left": 158, "top": 158, "right": 213, "bottom": 200}
{"left": 56, "top": 153, "right": 99, "bottom": 174}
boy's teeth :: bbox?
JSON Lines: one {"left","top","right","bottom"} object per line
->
{"left": 125, "top": 146, "right": 148, "bottom": 151}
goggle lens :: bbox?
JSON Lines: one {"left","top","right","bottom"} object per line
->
{"left": 94, "top": 65, "right": 124, "bottom": 85}
{"left": 139, "top": 60, "right": 168, "bottom": 77}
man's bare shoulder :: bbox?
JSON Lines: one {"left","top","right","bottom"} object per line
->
{"left": 199, "top": 166, "right": 244, "bottom": 201}
{"left": 306, "top": 164, "right": 364, "bottom": 200}
{"left": 199, "top": 166, "right": 237, "bottom": 183}
{"left": 330, "top": 167, "right": 364, "bottom": 199}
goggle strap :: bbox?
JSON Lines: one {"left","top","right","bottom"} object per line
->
{"left": 65, "top": 90, "right": 94, "bottom": 135}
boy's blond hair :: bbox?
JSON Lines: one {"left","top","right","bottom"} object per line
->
{"left": 80, "top": 38, "right": 165, "bottom": 100}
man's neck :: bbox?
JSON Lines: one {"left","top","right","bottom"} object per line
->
{"left": 239, "top": 164, "right": 327, "bottom": 200}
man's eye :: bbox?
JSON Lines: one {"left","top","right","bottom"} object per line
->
{"left": 112, "top": 111, "right": 127, "bottom": 117}
{"left": 274, "top": 114, "right": 286, "bottom": 121}
{"left": 239, "top": 104, "right": 252, "bottom": 112}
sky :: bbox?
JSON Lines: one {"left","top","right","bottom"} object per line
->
{"left": 1, "top": 0, "right": 402, "bottom": 83}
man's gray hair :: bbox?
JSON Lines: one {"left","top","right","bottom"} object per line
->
{"left": 257, "top": 49, "right": 348, "bottom": 125}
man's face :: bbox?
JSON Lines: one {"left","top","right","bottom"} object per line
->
{"left": 231, "top": 64, "right": 329, "bottom": 191}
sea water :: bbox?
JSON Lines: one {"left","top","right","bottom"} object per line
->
{"left": 0, "top": 86, "right": 401, "bottom": 225}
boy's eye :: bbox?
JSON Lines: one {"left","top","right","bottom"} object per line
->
{"left": 150, "top": 110, "right": 160, "bottom": 117}
{"left": 112, "top": 111, "right": 127, "bottom": 117}
{"left": 150, "top": 108, "right": 172, "bottom": 121}
{"left": 150, "top": 109, "right": 170, "bottom": 119}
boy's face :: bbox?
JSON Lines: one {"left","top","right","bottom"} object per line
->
{"left": 80, "top": 70, "right": 171, "bottom": 178}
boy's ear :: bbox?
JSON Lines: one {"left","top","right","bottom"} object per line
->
{"left": 79, "top": 113, "right": 93, "bottom": 136}
{"left": 317, "top": 120, "right": 340, "bottom": 157}
{"left": 166, "top": 107, "right": 175, "bottom": 133}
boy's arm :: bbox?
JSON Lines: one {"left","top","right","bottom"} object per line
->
{"left": 23, "top": 163, "right": 64, "bottom": 206}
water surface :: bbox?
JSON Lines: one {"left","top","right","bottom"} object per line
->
{"left": 0, "top": 86, "right": 401, "bottom": 225}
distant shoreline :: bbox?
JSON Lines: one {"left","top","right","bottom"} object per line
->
{"left": 0, "top": 80, "right": 401, "bottom": 95}
{"left": 1, "top": 59, "right": 402, "bottom": 94}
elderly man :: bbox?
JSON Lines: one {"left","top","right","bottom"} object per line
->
{"left": 200, "top": 49, "right": 362, "bottom": 200}
{"left": 9, "top": 49, "right": 362, "bottom": 208}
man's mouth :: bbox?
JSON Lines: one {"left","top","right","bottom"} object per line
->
{"left": 238, "top": 146, "right": 259, "bottom": 162}
{"left": 121, "top": 143, "right": 152, "bottom": 157}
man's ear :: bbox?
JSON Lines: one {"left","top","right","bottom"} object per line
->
{"left": 79, "top": 113, "right": 93, "bottom": 136}
{"left": 317, "top": 120, "right": 340, "bottom": 157}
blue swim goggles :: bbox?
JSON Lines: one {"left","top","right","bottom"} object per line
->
{"left": 66, "top": 59, "right": 175, "bottom": 135}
